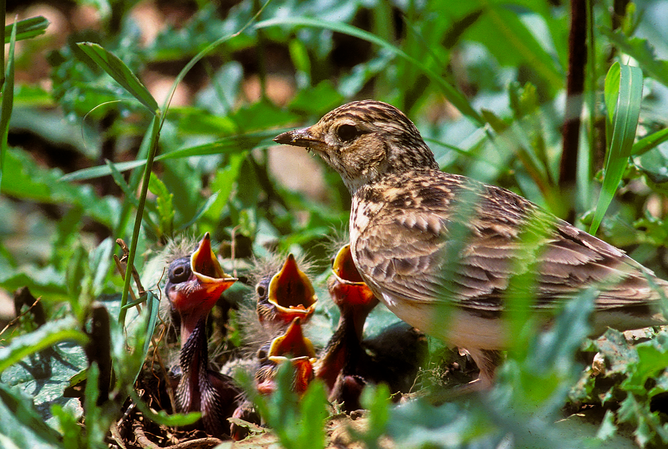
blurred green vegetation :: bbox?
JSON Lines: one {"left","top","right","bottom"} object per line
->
{"left": 3, "top": 0, "right": 668, "bottom": 447}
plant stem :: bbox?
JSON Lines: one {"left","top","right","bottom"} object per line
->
{"left": 559, "top": 0, "right": 587, "bottom": 215}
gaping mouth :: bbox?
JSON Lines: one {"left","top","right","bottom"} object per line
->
{"left": 267, "top": 317, "right": 316, "bottom": 363}
{"left": 329, "top": 244, "right": 376, "bottom": 307}
{"left": 259, "top": 253, "right": 318, "bottom": 324}
{"left": 168, "top": 233, "right": 237, "bottom": 314}
{"left": 255, "top": 317, "right": 317, "bottom": 395}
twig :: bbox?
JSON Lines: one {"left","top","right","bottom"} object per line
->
{"left": 115, "top": 238, "right": 147, "bottom": 312}
{"left": 559, "top": 0, "right": 587, "bottom": 213}
{"left": 0, "top": 295, "right": 43, "bottom": 338}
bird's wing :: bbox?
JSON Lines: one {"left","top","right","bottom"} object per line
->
{"left": 353, "top": 173, "right": 666, "bottom": 314}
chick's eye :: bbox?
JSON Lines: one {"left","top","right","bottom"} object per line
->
{"left": 336, "top": 124, "right": 360, "bottom": 142}
{"left": 168, "top": 259, "right": 191, "bottom": 283}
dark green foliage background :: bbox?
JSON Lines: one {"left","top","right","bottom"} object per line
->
{"left": 4, "top": 0, "right": 668, "bottom": 447}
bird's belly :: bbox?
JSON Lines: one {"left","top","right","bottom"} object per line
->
{"left": 380, "top": 292, "right": 506, "bottom": 350}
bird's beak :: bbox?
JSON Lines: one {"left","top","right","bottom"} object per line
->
{"left": 329, "top": 244, "right": 377, "bottom": 309}
{"left": 274, "top": 127, "right": 325, "bottom": 152}
{"left": 262, "top": 254, "right": 317, "bottom": 324}
{"left": 267, "top": 317, "right": 316, "bottom": 362}
{"left": 256, "top": 317, "right": 317, "bottom": 395}
{"left": 190, "top": 232, "right": 237, "bottom": 299}
{"left": 168, "top": 233, "right": 237, "bottom": 343}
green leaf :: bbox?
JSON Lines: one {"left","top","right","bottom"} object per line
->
{"left": 0, "top": 384, "right": 63, "bottom": 448}
{"left": 148, "top": 174, "right": 175, "bottom": 236}
{"left": 76, "top": 42, "right": 159, "bottom": 114}
{"left": 481, "top": 4, "right": 563, "bottom": 88}
{"left": 589, "top": 64, "right": 643, "bottom": 234}
{"left": 1, "top": 341, "right": 87, "bottom": 430}
{"left": 197, "top": 152, "right": 246, "bottom": 232}
{"left": 632, "top": 127, "right": 668, "bottom": 156}
{"left": 604, "top": 62, "right": 621, "bottom": 127}
{"left": 3, "top": 148, "right": 121, "bottom": 228}
{"left": 0, "top": 317, "right": 89, "bottom": 374}
{"left": 61, "top": 129, "right": 279, "bottom": 182}
{"left": 129, "top": 389, "right": 202, "bottom": 427}
{"left": 4, "top": 16, "right": 49, "bottom": 43}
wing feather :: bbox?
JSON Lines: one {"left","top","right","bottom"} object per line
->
{"left": 351, "top": 171, "right": 668, "bottom": 314}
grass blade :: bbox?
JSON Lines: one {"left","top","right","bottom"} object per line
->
{"left": 4, "top": 16, "right": 49, "bottom": 43}
{"left": 589, "top": 63, "right": 643, "bottom": 234}
{"left": 60, "top": 129, "right": 277, "bottom": 182}
{"left": 255, "top": 16, "right": 484, "bottom": 126}
{"left": 632, "top": 127, "right": 668, "bottom": 156}
{"left": 0, "top": 19, "right": 16, "bottom": 193}
{"left": 77, "top": 42, "right": 159, "bottom": 114}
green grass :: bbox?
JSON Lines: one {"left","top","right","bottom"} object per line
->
{"left": 3, "top": 0, "right": 668, "bottom": 448}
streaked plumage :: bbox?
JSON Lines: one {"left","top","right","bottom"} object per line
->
{"left": 274, "top": 100, "right": 668, "bottom": 385}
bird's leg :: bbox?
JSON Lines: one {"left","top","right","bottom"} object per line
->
{"left": 461, "top": 348, "right": 503, "bottom": 390}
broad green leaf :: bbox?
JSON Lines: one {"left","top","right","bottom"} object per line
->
{"left": 479, "top": 4, "right": 563, "bottom": 88}
{"left": 0, "top": 384, "right": 62, "bottom": 448}
{"left": 0, "top": 265, "right": 69, "bottom": 302}
{"left": 255, "top": 17, "right": 484, "bottom": 126}
{"left": 589, "top": 64, "right": 643, "bottom": 234}
{"left": 76, "top": 42, "right": 159, "bottom": 114}
{"left": 1, "top": 341, "right": 87, "bottom": 430}
{"left": 288, "top": 80, "right": 344, "bottom": 114}
{"left": 3, "top": 148, "right": 121, "bottom": 228}
{"left": 4, "top": 16, "right": 49, "bottom": 43}
{"left": 0, "top": 317, "right": 89, "bottom": 374}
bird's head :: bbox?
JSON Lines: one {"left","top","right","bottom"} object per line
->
{"left": 274, "top": 100, "right": 438, "bottom": 194}
{"left": 165, "top": 232, "right": 237, "bottom": 344}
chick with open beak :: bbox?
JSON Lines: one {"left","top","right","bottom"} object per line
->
{"left": 256, "top": 254, "right": 318, "bottom": 327}
{"left": 316, "top": 244, "right": 378, "bottom": 397}
{"left": 164, "top": 233, "right": 242, "bottom": 437}
{"left": 255, "top": 317, "right": 317, "bottom": 396}
{"left": 317, "top": 244, "right": 426, "bottom": 410}
{"left": 165, "top": 232, "right": 237, "bottom": 345}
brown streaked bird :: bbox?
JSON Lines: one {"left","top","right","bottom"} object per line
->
{"left": 255, "top": 253, "right": 318, "bottom": 327}
{"left": 274, "top": 100, "right": 668, "bottom": 386}
{"left": 165, "top": 233, "right": 243, "bottom": 437}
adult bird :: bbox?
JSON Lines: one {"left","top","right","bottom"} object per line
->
{"left": 274, "top": 100, "right": 668, "bottom": 386}
{"left": 165, "top": 233, "right": 243, "bottom": 437}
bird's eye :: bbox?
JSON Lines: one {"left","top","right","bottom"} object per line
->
{"left": 256, "top": 282, "right": 267, "bottom": 299}
{"left": 336, "top": 124, "right": 360, "bottom": 142}
{"left": 257, "top": 348, "right": 268, "bottom": 361}
{"left": 168, "top": 258, "right": 191, "bottom": 283}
